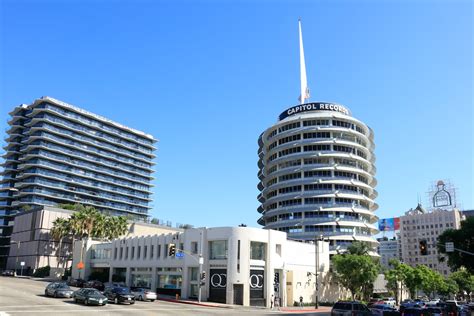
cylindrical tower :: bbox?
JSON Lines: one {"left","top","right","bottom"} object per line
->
{"left": 257, "top": 102, "right": 378, "bottom": 254}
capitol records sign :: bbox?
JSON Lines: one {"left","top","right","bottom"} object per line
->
{"left": 279, "top": 102, "right": 350, "bottom": 121}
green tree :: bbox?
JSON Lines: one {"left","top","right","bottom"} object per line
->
{"left": 449, "top": 268, "right": 474, "bottom": 300}
{"left": 403, "top": 265, "right": 422, "bottom": 299}
{"left": 346, "top": 241, "right": 371, "bottom": 256}
{"left": 439, "top": 277, "right": 459, "bottom": 299}
{"left": 332, "top": 253, "right": 380, "bottom": 300}
{"left": 416, "top": 265, "right": 444, "bottom": 299}
{"left": 437, "top": 217, "right": 474, "bottom": 273}
{"left": 50, "top": 217, "right": 71, "bottom": 269}
{"left": 385, "top": 259, "right": 411, "bottom": 304}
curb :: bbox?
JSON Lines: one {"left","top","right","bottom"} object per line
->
{"left": 278, "top": 307, "right": 331, "bottom": 313}
{"left": 157, "top": 297, "right": 232, "bottom": 309}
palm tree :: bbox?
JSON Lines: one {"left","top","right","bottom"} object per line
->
{"left": 50, "top": 217, "right": 71, "bottom": 270}
{"left": 51, "top": 205, "right": 130, "bottom": 277}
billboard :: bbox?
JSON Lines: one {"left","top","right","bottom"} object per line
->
{"left": 378, "top": 217, "right": 400, "bottom": 231}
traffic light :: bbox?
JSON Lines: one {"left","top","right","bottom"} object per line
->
{"left": 419, "top": 240, "right": 428, "bottom": 256}
{"left": 169, "top": 243, "right": 176, "bottom": 257}
{"left": 200, "top": 271, "right": 206, "bottom": 286}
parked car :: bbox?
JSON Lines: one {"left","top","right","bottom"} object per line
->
{"left": 401, "top": 307, "right": 425, "bottom": 316}
{"left": 425, "top": 307, "right": 445, "bottom": 316}
{"left": 44, "top": 282, "right": 74, "bottom": 298}
{"left": 368, "top": 299, "right": 386, "bottom": 307}
{"left": 68, "top": 278, "right": 86, "bottom": 288}
{"left": 73, "top": 288, "right": 108, "bottom": 306}
{"left": 331, "top": 301, "right": 372, "bottom": 316}
{"left": 131, "top": 288, "right": 157, "bottom": 302}
{"left": 104, "top": 287, "right": 135, "bottom": 304}
{"left": 370, "top": 304, "right": 400, "bottom": 316}
{"left": 1, "top": 270, "right": 16, "bottom": 277}
{"left": 383, "top": 298, "right": 397, "bottom": 308}
{"left": 84, "top": 280, "right": 104, "bottom": 291}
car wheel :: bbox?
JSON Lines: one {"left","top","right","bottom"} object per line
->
{"left": 84, "top": 299, "right": 88, "bottom": 306}
{"left": 150, "top": 300, "right": 155, "bottom": 302}
{"left": 74, "top": 298, "right": 78, "bottom": 303}
{"left": 54, "top": 292, "right": 58, "bottom": 298}
{"left": 45, "top": 290, "right": 48, "bottom": 297}
{"left": 130, "top": 301, "right": 135, "bottom": 305}
{"left": 114, "top": 297, "right": 118, "bottom": 304}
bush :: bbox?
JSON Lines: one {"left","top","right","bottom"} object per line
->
{"left": 33, "top": 265, "right": 51, "bottom": 278}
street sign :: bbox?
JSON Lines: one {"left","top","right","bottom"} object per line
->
{"left": 20, "top": 262, "right": 25, "bottom": 266}
{"left": 446, "top": 242, "right": 454, "bottom": 252}
{"left": 175, "top": 252, "right": 184, "bottom": 258}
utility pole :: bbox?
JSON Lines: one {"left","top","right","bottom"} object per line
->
{"left": 198, "top": 229, "right": 204, "bottom": 303}
{"left": 315, "top": 236, "right": 319, "bottom": 309}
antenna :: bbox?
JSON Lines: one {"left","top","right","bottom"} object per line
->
{"left": 298, "top": 19, "right": 310, "bottom": 104}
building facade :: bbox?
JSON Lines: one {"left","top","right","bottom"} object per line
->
{"left": 0, "top": 96, "right": 156, "bottom": 269}
{"left": 6, "top": 206, "right": 180, "bottom": 275}
{"left": 377, "top": 236, "right": 399, "bottom": 268}
{"left": 72, "top": 227, "right": 335, "bottom": 307}
{"left": 399, "top": 204, "right": 464, "bottom": 275}
{"left": 257, "top": 102, "right": 379, "bottom": 253}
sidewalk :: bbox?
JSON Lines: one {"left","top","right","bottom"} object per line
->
{"left": 157, "top": 295, "right": 232, "bottom": 309}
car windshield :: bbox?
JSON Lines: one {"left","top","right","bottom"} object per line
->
{"left": 116, "top": 288, "right": 131, "bottom": 294}
{"left": 86, "top": 289, "right": 100, "bottom": 295}
{"left": 334, "top": 303, "right": 352, "bottom": 310}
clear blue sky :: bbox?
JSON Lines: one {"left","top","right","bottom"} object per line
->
{"left": 0, "top": 0, "right": 472, "bottom": 228}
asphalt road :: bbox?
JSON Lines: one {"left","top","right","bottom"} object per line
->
{"left": 0, "top": 277, "right": 330, "bottom": 316}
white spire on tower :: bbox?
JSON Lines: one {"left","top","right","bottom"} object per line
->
{"left": 298, "top": 19, "right": 310, "bottom": 104}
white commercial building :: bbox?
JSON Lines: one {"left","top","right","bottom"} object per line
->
{"left": 72, "top": 226, "right": 341, "bottom": 307}
{"left": 376, "top": 237, "right": 399, "bottom": 268}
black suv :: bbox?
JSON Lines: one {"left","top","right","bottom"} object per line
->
{"left": 104, "top": 287, "right": 135, "bottom": 304}
{"left": 84, "top": 280, "right": 104, "bottom": 291}
{"left": 331, "top": 301, "right": 372, "bottom": 316}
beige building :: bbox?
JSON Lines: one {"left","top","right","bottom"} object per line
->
{"left": 399, "top": 204, "right": 464, "bottom": 275}
{"left": 6, "top": 206, "right": 180, "bottom": 276}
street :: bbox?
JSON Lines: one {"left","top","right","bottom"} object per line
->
{"left": 0, "top": 277, "right": 330, "bottom": 316}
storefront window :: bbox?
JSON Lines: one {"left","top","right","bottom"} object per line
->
{"left": 209, "top": 240, "right": 228, "bottom": 260}
{"left": 250, "top": 242, "right": 266, "bottom": 260}
{"left": 190, "top": 267, "right": 198, "bottom": 281}
{"left": 131, "top": 273, "right": 152, "bottom": 288}
{"left": 189, "top": 284, "right": 199, "bottom": 298}
{"left": 158, "top": 274, "right": 182, "bottom": 289}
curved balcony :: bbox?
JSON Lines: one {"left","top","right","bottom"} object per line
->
{"left": 29, "top": 105, "right": 155, "bottom": 149}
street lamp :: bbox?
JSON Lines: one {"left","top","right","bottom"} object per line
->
{"left": 314, "top": 234, "right": 330, "bottom": 309}
{"left": 10, "top": 240, "right": 21, "bottom": 276}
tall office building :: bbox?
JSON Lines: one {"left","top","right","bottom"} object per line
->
{"left": 399, "top": 203, "right": 464, "bottom": 276}
{"left": 256, "top": 21, "right": 378, "bottom": 253}
{"left": 0, "top": 96, "right": 156, "bottom": 268}
{"left": 257, "top": 102, "right": 379, "bottom": 253}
